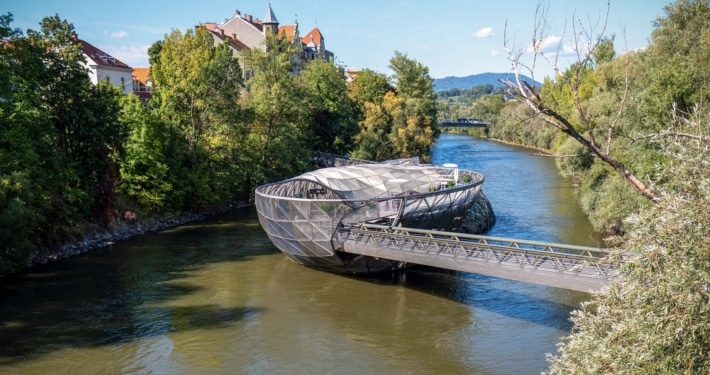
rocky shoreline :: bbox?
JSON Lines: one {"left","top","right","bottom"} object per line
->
{"left": 29, "top": 201, "right": 251, "bottom": 267}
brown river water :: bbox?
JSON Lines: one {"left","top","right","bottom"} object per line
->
{"left": 0, "top": 133, "right": 602, "bottom": 374}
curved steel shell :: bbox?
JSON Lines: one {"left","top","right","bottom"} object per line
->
{"left": 255, "top": 162, "right": 491, "bottom": 273}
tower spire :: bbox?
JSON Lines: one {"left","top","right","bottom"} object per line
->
{"left": 263, "top": 2, "right": 279, "bottom": 34}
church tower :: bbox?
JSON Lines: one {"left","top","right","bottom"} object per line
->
{"left": 263, "top": 3, "right": 279, "bottom": 34}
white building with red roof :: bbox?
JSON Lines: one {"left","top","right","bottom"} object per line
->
{"left": 72, "top": 33, "right": 133, "bottom": 94}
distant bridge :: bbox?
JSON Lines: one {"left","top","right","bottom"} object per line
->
{"left": 337, "top": 224, "right": 629, "bottom": 292}
{"left": 441, "top": 119, "right": 489, "bottom": 128}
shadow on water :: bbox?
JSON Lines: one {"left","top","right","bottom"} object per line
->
{"left": 343, "top": 266, "right": 581, "bottom": 332}
{"left": 0, "top": 207, "right": 271, "bottom": 364}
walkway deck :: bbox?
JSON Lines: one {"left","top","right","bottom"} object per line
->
{"left": 338, "top": 224, "right": 629, "bottom": 292}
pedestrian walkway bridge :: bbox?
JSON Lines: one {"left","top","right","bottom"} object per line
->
{"left": 337, "top": 224, "right": 629, "bottom": 292}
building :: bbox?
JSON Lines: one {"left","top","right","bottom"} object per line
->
{"left": 345, "top": 68, "right": 361, "bottom": 83}
{"left": 131, "top": 67, "right": 152, "bottom": 101}
{"left": 73, "top": 33, "right": 133, "bottom": 95}
{"left": 200, "top": 4, "right": 334, "bottom": 70}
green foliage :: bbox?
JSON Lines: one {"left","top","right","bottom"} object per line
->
{"left": 639, "top": 0, "right": 710, "bottom": 124}
{"left": 349, "top": 52, "right": 439, "bottom": 162}
{"left": 300, "top": 59, "right": 358, "bottom": 154}
{"left": 131, "top": 26, "right": 249, "bottom": 210}
{"left": 489, "top": 101, "right": 557, "bottom": 149}
{"left": 591, "top": 35, "right": 615, "bottom": 67}
{"left": 436, "top": 84, "right": 503, "bottom": 100}
{"left": 118, "top": 95, "right": 175, "bottom": 211}
{"left": 242, "top": 32, "right": 311, "bottom": 184}
{"left": 1, "top": 13, "right": 127, "bottom": 251}
{"left": 0, "top": 172, "right": 37, "bottom": 274}
{"left": 547, "top": 112, "right": 710, "bottom": 374}
{"left": 348, "top": 68, "right": 392, "bottom": 106}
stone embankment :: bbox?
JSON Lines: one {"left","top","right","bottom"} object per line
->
{"left": 30, "top": 201, "right": 250, "bottom": 267}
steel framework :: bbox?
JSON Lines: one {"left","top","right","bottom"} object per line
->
{"left": 255, "top": 162, "right": 492, "bottom": 273}
{"left": 339, "top": 224, "right": 630, "bottom": 292}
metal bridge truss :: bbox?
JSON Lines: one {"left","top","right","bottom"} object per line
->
{"left": 337, "top": 224, "right": 630, "bottom": 292}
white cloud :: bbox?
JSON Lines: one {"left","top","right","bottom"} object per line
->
{"left": 472, "top": 27, "right": 494, "bottom": 39}
{"left": 104, "top": 45, "right": 150, "bottom": 67}
{"left": 525, "top": 35, "right": 580, "bottom": 56}
{"left": 490, "top": 49, "right": 501, "bottom": 57}
{"left": 110, "top": 30, "right": 129, "bottom": 39}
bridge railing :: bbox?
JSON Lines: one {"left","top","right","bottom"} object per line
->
{"left": 337, "top": 223, "right": 633, "bottom": 292}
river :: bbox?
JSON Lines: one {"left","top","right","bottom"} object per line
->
{"left": 0, "top": 133, "right": 601, "bottom": 375}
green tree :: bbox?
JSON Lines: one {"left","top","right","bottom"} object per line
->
{"left": 0, "top": 172, "right": 37, "bottom": 274}
{"left": 300, "top": 59, "right": 358, "bottom": 155}
{"left": 139, "top": 26, "right": 247, "bottom": 209}
{"left": 591, "top": 35, "right": 616, "bottom": 67}
{"left": 118, "top": 95, "right": 176, "bottom": 211}
{"left": 0, "top": 13, "right": 59, "bottom": 257}
{"left": 352, "top": 100, "right": 393, "bottom": 161}
{"left": 388, "top": 51, "right": 439, "bottom": 162}
{"left": 638, "top": 0, "right": 710, "bottom": 126}
{"left": 242, "top": 32, "right": 311, "bottom": 184}
{"left": 347, "top": 68, "right": 392, "bottom": 106}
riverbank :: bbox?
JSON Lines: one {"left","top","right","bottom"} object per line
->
{"left": 28, "top": 201, "right": 251, "bottom": 269}
{"left": 485, "top": 136, "right": 554, "bottom": 154}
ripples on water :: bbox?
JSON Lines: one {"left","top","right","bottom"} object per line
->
{"left": 0, "top": 133, "right": 598, "bottom": 375}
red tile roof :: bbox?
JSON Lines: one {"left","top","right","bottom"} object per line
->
{"left": 132, "top": 67, "right": 150, "bottom": 84}
{"left": 301, "top": 28, "right": 324, "bottom": 45}
{"left": 77, "top": 38, "right": 131, "bottom": 69}
{"left": 279, "top": 25, "right": 296, "bottom": 38}
{"left": 131, "top": 67, "right": 152, "bottom": 100}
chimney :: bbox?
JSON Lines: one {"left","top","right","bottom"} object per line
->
{"left": 219, "top": 28, "right": 224, "bottom": 36}
{"left": 247, "top": 14, "right": 252, "bottom": 22}
{"left": 232, "top": 33, "right": 237, "bottom": 40}
{"left": 235, "top": 9, "right": 241, "bottom": 17}
{"left": 71, "top": 32, "right": 78, "bottom": 40}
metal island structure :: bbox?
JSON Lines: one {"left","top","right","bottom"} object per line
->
{"left": 255, "top": 157, "right": 496, "bottom": 274}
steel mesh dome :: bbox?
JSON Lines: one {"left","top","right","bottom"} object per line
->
{"left": 255, "top": 160, "right": 489, "bottom": 273}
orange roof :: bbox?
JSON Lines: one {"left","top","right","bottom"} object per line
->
{"left": 301, "top": 28, "right": 323, "bottom": 45}
{"left": 132, "top": 67, "right": 150, "bottom": 84}
{"left": 279, "top": 25, "right": 296, "bottom": 38}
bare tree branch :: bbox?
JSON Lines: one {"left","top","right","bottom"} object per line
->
{"left": 607, "top": 28, "right": 630, "bottom": 155}
{"left": 502, "top": 0, "right": 660, "bottom": 202}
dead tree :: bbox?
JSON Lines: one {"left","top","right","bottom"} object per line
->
{"left": 502, "top": 2, "right": 660, "bottom": 202}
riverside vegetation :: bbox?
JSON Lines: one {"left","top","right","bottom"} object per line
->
{"left": 440, "top": 1, "right": 709, "bottom": 372}
{"left": 2, "top": 0, "right": 709, "bottom": 372}
{"left": 0, "top": 14, "right": 438, "bottom": 274}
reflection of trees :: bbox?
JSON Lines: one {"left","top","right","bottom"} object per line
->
{"left": 0, "top": 208, "right": 265, "bottom": 365}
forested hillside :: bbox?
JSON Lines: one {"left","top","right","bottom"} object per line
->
{"left": 433, "top": 72, "right": 539, "bottom": 91}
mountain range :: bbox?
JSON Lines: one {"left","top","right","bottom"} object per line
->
{"left": 433, "top": 72, "right": 540, "bottom": 91}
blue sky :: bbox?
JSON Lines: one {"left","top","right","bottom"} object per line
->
{"left": 5, "top": 0, "right": 671, "bottom": 79}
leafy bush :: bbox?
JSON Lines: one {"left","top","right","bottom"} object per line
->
{"left": 0, "top": 173, "right": 37, "bottom": 273}
{"left": 547, "top": 112, "right": 710, "bottom": 374}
